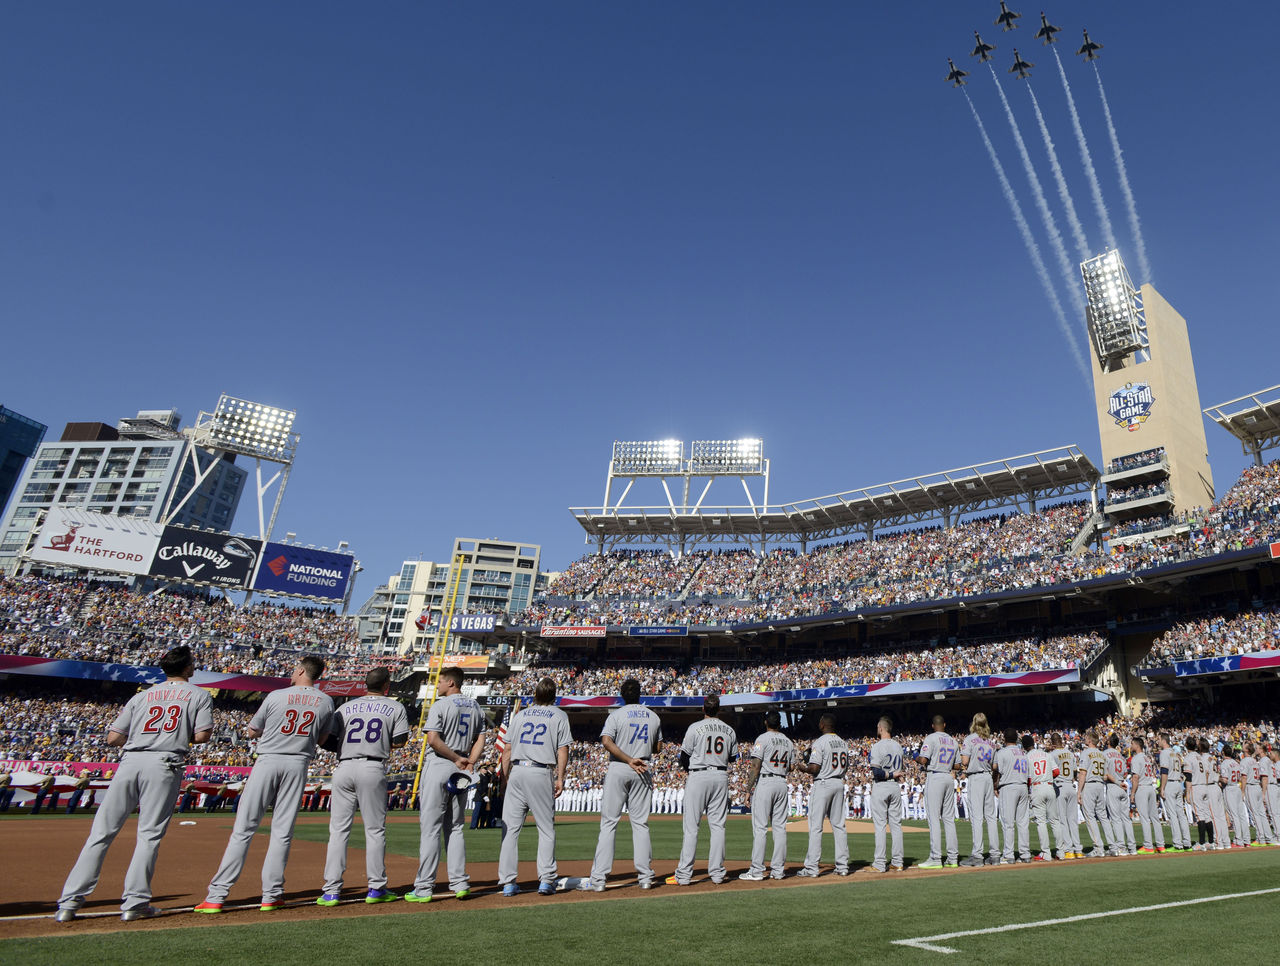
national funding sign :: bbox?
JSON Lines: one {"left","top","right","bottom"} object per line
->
{"left": 150, "top": 526, "right": 259, "bottom": 587}
{"left": 27, "top": 509, "right": 160, "bottom": 576}
{"left": 251, "top": 542, "right": 355, "bottom": 602}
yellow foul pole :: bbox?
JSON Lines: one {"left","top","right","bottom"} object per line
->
{"left": 409, "top": 552, "right": 467, "bottom": 803}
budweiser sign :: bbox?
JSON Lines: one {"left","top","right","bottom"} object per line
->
{"left": 540, "top": 625, "right": 608, "bottom": 638}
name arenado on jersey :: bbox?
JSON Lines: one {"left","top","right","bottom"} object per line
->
{"left": 158, "top": 543, "right": 233, "bottom": 570}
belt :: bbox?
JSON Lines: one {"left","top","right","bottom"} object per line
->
{"left": 965, "top": 771, "right": 989, "bottom": 776}
{"left": 515, "top": 759, "right": 553, "bottom": 769}
{"left": 690, "top": 766, "right": 727, "bottom": 772}
{"left": 873, "top": 779, "right": 896, "bottom": 785}
{"left": 341, "top": 755, "right": 384, "bottom": 762}
{"left": 1085, "top": 780, "right": 1105, "bottom": 785}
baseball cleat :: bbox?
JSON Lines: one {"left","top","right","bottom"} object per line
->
{"left": 537, "top": 882, "right": 556, "bottom": 896}
{"left": 403, "top": 892, "right": 433, "bottom": 903}
{"left": 121, "top": 906, "right": 160, "bottom": 922}
{"left": 454, "top": 889, "right": 471, "bottom": 900}
{"left": 575, "top": 881, "right": 605, "bottom": 892}
{"left": 638, "top": 880, "right": 655, "bottom": 890}
{"left": 366, "top": 889, "right": 399, "bottom": 904}
{"left": 943, "top": 860, "right": 959, "bottom": 868}
{"left": 502, "top": 884, "right": 521, "bottom": 897}
{"left": 738, "top": 871, "right": 765, "bottom": 881}
{"left": 770, "top": 872, "right": 785, "bottom": 880}
{"left": 193, "top": 902, "right": 223, "bottom": 914}
{"left": 870, "top": 865, "right": 887, "bottom": 873}
{"left": 959, "top": 856, "right": 984, "bottom": 867}
{"left": 259, "top": 902, "right": 280, "bottom": 912}
{"left": 835, "top": 869, "right": 850, "bottom": 876}
{"left": 983, "top": 856, "right": 998, "bottom": 866}
{"left": 54, "top": 909, "right": 77, "bottom": 923}
{"left": 889, "top": 865, "right": 904, "bottom": 872}
{"left": 795, "top": 870, "right": 819, "bottom": 878}
{"left": 917, "top": 861, "right": 944, "bottom": 870}
{"left": 315, "top": 893, "right": 341, "bottom": 907}
{"left": 663, "top": 876, "right": 690, "bottom": 886}
{"left": 1137, "top": 847, "right": 1156, "bottom": 854}
{"left": 1032, "top": 855, "right": 1050, "bottom": 862}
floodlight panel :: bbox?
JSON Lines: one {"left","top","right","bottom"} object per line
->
{"left": 690, "top": 438, "right": 765, "bottom": 474}
{"left": 611, "top": 439, "right": 684, "bottom": 474}
{"left": 1081, "top": 251, "right": 1145, "bottom": 362}
{"left": 208, "top": 394, "right": 298, "bottom": 461}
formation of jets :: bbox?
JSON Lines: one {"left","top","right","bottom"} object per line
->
{"left": 946, "top": 5, "right": 1103, "bottom": 87}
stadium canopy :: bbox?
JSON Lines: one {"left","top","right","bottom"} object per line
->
{"left": 1204, "top": 384, "right": 1280, "bottom": 466}
{"left": 570, "top": 445, "right": 1100, "bottom": 553}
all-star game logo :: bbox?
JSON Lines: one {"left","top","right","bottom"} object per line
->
{"left": 1108, "top": 382, "right": 1154, "bottom": 432}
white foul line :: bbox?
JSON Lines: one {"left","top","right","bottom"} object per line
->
{"left": 892, "top": 887, "right": 1280, "bottom": 954}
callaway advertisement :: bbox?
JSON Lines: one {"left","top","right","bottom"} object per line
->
{"left": 149, "top": 525, "right": 260, "bottom": 587}
{"left": 27, "top": 509, "right": 161, "bottom": 576}
{"left": 251, "top": 542, "right": 354, "bottom": 602}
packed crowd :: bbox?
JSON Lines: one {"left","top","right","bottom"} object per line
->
{"left": 1106, "top": 482, "right": 1169, "bottom": 505}
{"left": 491, "top": 632, "right": 1107, "bottom": 697}
{"left": 0, "top": 575, "right": 404, "bottom": 681}
{"left": 517, "top": 460, "right": 1280, "bottom": 628}
{"left": 1107, "top": 448, "right": 1166, "bottom": 475}
{"left": 1143, "top": 606, "right": 1280, "bottom": 666}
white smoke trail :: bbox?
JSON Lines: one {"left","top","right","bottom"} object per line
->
{"left": 1027, "top": 85, "right": 1090, "bottom": 261}
{"left": 988, "top": 65, "right": 1088, "bottom": 340}
{"left": 1053, "top": 46, "right": 1117, "bottom": 253}
{"left": 1095, "top": 63, "right": 1152, "bottom": 285}
{"left": 963, "top": 91, "right": 1090, "bottom": 385}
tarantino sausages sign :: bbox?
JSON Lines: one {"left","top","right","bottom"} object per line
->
{"left": 149, "top": 526, "right": 260, "bottom": 587}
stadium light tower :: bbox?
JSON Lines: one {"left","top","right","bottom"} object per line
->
{"left": 1081, "top": 249, "right": 1147, "bottom": 373}
{"left": 164, "top": 394, "right": 300, "bottom": 544}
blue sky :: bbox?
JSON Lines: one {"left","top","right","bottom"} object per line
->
{"left": 3, "top": 2, "right": 1277, "bottom": 601}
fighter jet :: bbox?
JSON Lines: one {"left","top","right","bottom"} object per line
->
{"left": 1034, "top": 11, "right": 1061, "bottom": 45}
{"left": 1009, "top": 49, "right": 1034, "bottom": 79}
{"left": 995, "top": 1, "right": 1021, "bottom": 31}
{"left": 1076, "top": 28, "right": 1103, "bottom": 61}
{"left": 971, "top": 31, "right": 997, "bottom": 63}
{"left": 946, "top": 58, "right": 970, "bottom": 87}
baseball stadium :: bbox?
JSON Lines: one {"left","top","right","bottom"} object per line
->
{"left": 4, "top": 5, "right": 1280, "bottom": 966}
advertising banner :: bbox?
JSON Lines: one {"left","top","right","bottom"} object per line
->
{"left": 27, "top": 508, "right": 161, "bottom": 576}
{"left": 252, "top": 542, "right": 355, "bottom": 601}
{"left": 627, "top": 625, "right": 688, "bottom": 637}
{"left": 540, "top": 625, "right": 608, "bottom": 638}
{"left": 1271, "top": 542, "right": 1280, "bottom": 559}
{"left": 451, "top": 614, "right": 497, "bottom": 633}
{"left": 150, "top": 526, "right": 260, "bottom": 587}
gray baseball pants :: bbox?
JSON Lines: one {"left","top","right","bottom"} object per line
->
{"left": 747, "top": 776, "right": 788, "bottom": 877}
{"left": 1224, "top": 785, "right": 1248, "bottom": 845}
{"left": 1029, "top": 783, "right": 1059, "bottom": 858}
{"left": 322, "top": 759, "right": 390, "bottom": 894}
{"left": 589, "top": 762, "right": 654, "bottom": 887}
{"left": 1105, "top": 784, "right": 1133, "bottom": 852}
{"left": 205, "top": 754, "right": 309, "bottom": 904}
{"left": 1267, "top": 783, "right": 1280, "bottom": 841}
{"left": 1162, "top": 781, "right": 1191, "bottom": 848}
{"left": 1080, "top": 783, "right": 1111, "bottom": 852}
{"left": 1245, "top": 784, "right": 1274, "bottom": 844}
{"left": 803, "top": 777, "right": 849, "bottom": 874}
{"left": 1134, "top": 786, "right": 1165, "bottom": 850}
{"left": 998, "top": 784, "right": 1030, "bottom": 862}
{"left": 924, "top": 773, "right": 958, "bottom": 863}
{"left": 415, "top": 758, "right": 471, "bottom": 894}
{"left": 498, "top": 764, "right": 557, "bottom": 886}
{"left": 58, "top": 752, "right": 185, "bottom": 913}
{"left": 1206, "top": 784, "right": 1229, "bottom": 845}
{"left": 965, "top": 773, "right": 999, "bottom": 858}
{"left": 673, "top": 770, "right": 728, "bottom": 884}
{"left": 870, "top": 781, "right": 903, "bottom": 870}
{"left": 1055, "top": 783, "right": 1082, "bottom": 853}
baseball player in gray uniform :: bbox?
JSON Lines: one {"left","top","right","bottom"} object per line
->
{"left": 1157, "top": 734, "right": 1191, "bottom": 851}
{"left": 1024, "top": 734, "right": 1059, "bottom": 861}
{"left": 667, "top": 694, "right": 738, "bottom": 886}
{"left": 740, "top": 711, "right": 795, "bottom": 881}
{"left": 409, "top": 667, "right": 487, "bottom": 901}
{"left": 317, "top": 667, "right": 411, "bottom": 906}
{"left": 992, "top": 729, "right": 1031, "bottom": 863}
{"left": 916, "top": 715, "right": 959, "bottom": 869}
{"left": 796, "top": 714, "right": 850, "bottom": 877}
{"left": 56, "top": 646, "right": 213, "bottom": 922}
{"left": 1219, "top": 747, "right": 1248, "bottom": 847}
{"left": 1128, "top": 736, "right": 1165, "bottom": 853}
{"left": 1242, "top": 742, "right": 1275, "bottom": 845}
{"left": 1266, "top": 747, "right": 1280, "bottom": 840}
{"left": 197, "top": 655, "right": 335, "bottom": 912}
{"left": 1076, "top": 730, "right": 1113, "bottom": 857}
{"left": 868, "top": 716, "right": 905, "bottom": 873}
{"left": 1203, "top": 738, "right": 1230, "bottom": 849}
{"left": 1050, "top": 733, "right": 1082, "bottom": 858}
{"left": 498, "top": 678, "right": 571, "bottom": 896}
{"left": 1186, "top": 737, "right": 1214, "bottom": 849}
{"left": 579, "top": 678, "right": 662, "bottom": 891}
{"left": 1103, "top": 734, "right": 1135, "bottom": 855}
{"left": 959, "top": 713, "right": 1000, "bottom": 866}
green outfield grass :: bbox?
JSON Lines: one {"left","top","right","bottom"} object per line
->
{"left": 7, "top": 815, "right": 1276, "bottom": 966}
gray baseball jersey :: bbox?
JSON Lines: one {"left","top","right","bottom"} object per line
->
{"left": 682, "top": 718, "right": 738, "bottom": 768}
{"left": 508, "top": 703, "right": 572, "bottom": 765}
{"left": 334, "top": 694, "right": 411, "bottom": 760}
{"left": 250, "top": 686, "right": 335, "bottom": 756}
{"left": 993, "top": 745, "right": 1029, "bottom": 788}
{"left": 962, "top": 734, "right": 996, "bottom": 773}
{"left": 1130, "top": 751, "right": 1156, "bottom": 787}
{"left": 601, "top": 704, "right": 662, "bottom": 760}
{"left": 752, "top": 731, "right": 796, "bottom": 777}
{"left": 424, "top": 693, "right": 485, "bottom": 758}
{"left": 59, "top": 680, "right": 213, "bottom": 914}
{"left": 809, "top": 733, "right": 850, "bottom": 780}
{"left": 920, "top": 732, "right": 959, "bottom": 772}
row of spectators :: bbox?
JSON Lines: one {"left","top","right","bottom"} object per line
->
{"left": 1106, "top": 481, "right": 1168, "bottom": 505}
{"left": 1143, "top": 606, "right": 1280, "bottom": 666}
{"left": 491, "top": 632, "right": 1106, "bottom": 697}
{"left": 523, "top": 460, "right": 1280, "bottom": 627}
{"left": 1107, "top": 447, "right": 1166, "bottom": 475}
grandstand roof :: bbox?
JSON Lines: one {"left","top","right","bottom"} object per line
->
{"left": 571, "top": 445, "right": 1100, "bottom": 547}
{"left": 1204, "top": 384, "right": 1280, "bottom": 461}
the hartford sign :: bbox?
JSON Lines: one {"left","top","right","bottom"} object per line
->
{"left": 27, "top": 509, "right": 160, "bottom": 576}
